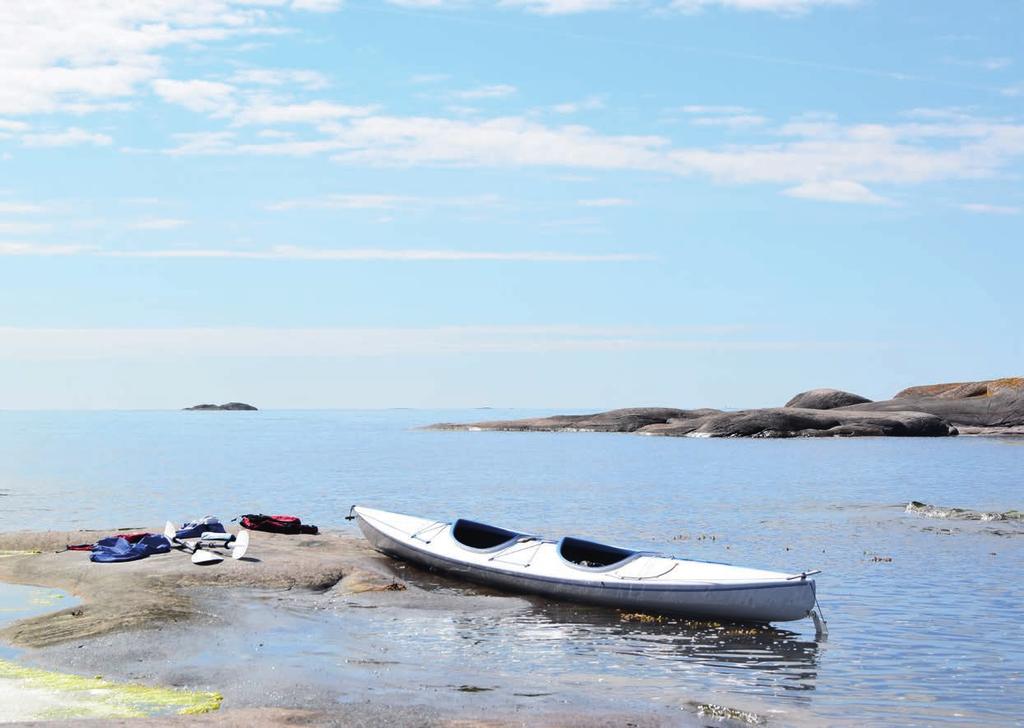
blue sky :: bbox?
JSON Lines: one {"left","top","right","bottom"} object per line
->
{"left": 0, "top": 0, "right": 1021, "bottom": 409}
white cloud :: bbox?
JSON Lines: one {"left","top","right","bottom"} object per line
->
{"left": 451, "top": 84, "right": 518, "bottom": 100}
{"left": 291, "top": 0, "right": 344, "bottom": 11}
{"left": 20, "top": 127, "right": 113, "bottom": 147}
{"left": 161, "top": 108, "right": 1024, "bottom": 206}
{"left": 388, "top": 0, "right": 457, "bottom": 7}
{"left": 268, "top": 193, "right": 501, "bottom": 210}
{"left": 104, "top": 245, "right": 649, "bottom": 262}
{"left": 679, "top": 105, "right": 752, "bottom": 115}
{"left": 672, "top": 0, "right": 858, "bottom": 14}
{"left": 232, "top": 100, "right": 378, "bottom": 126}
{"left": 499, "top": 0, "right": 625, "bottom": 13}
{"left": 152, "top": 79, "right": 236, "bottom": 114}
{"left": 0, "top": 242, "right": 650, "bottom": 263}
{"left": 20, "top": 128, "right": 112, "bottom": 148}
{"left": 0, "top": 119, "right": 30, "bottom": 132}
{"left": 0, "top": 1, "right": 342, "bottom": 120}
{"left": 959, "top": 202, "right": 1020, "bottom": 215}
{"left": 0, "top": 202, "right": 46, "bottom": 214}
{"left": 0, "top": 325, "right": 811, "bottom": 360}
{"left": 230, "top": 68, "right": 330, "bottom": 90}
{"left": 270, "top": 194, "right": 408, "bottom": 210}
{"left": 410, "top": 73, "right": 451, "bottom": 84}
{"left": 130, "top": 218, "right": 189, "bottom": 230}
{"left": 0, "top": 221, "right": 53, "bottom": 234}
{"left": 690, "top": 114, "right": 767, "bottom": 129}
{"left": 578, "top": 197, "right": 633, "bottom": 207}
{"left": 329, "top": 116, "right": 670, "bottom": 169}
{"left": 946, "top": 57, "right": 1012, "bottom": 72}
{"left": 782, "top": 180, "right": 890, "bottom": 204}
{"left": 552, "top": 96, "right": 606, "bottom": 114}
{"left": 0, "top": 242, "right": 93, "bottom": 256}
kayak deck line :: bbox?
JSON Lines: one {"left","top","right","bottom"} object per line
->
{"left": 350, "top": 505, "right": 822, "bottom": 625}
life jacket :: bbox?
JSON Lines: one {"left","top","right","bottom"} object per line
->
{"left": 67, "top": 531, "right": 161, "bottom": 552}
{"left": 238, "top": 514, "right": 318, "bottom": 535}
{"left": 90, "top": 534, "right": 171, "bottom": 563}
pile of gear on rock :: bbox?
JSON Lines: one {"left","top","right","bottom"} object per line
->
{"left": 64, "top": 513, "right": 319, "bottom": 563}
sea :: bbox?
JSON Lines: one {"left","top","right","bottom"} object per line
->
{"left": 0, "top": 409, "right": 1021, "bottom": 725}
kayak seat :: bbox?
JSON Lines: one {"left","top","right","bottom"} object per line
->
{"left": 559, "top": 536, "right": 638, "bottom": 570}
{"left": 452, "top": 519, "right": 528, "bottom": 553}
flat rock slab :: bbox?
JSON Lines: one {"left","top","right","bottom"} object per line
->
{"left": 0, "top": 528, "right": 388, "bottom": 648}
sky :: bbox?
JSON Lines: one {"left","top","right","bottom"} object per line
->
{"left": 0, "top": 0, "right": 1021, "bottom": 410}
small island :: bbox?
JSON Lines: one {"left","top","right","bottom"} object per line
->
{"left": 428, "top": 377, "right": 1024, "bottom": 439}
{"left": 183, "top": 402, "right": 258, "bottom": 411}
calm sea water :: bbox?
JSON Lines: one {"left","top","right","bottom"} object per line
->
{"left": 0, "top": 410, "right": 1021, "bottom": 724}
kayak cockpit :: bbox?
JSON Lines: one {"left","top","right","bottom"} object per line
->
{"left": 451, "top": 518, "right": 530, "bottom": 553}
{"left": 558, "top": 536, "right": 641, "bottom": 571}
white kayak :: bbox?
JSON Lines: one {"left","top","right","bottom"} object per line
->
{"left": 351, "top": 506, "right": 819, "bottom": 624}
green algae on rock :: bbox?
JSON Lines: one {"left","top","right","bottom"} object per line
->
{"left": 0, "top": 658, "right": 222, "bottom": 719}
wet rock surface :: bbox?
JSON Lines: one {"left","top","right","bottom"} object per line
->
{"left": 429, "top": 377, "right": 1024, "bottom": 438}
{"left": 0, "top": 529, "right": 692, "bottom": 728}
{"left": 0, "top": 528, "right": 379, "bottom": 647}
{"left": 906, "top": 501, "right": 1023, "bottom": 522}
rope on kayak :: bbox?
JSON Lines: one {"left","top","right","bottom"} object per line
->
{"left": 410, "top": 521, "right": 447, "bottom": 543}
{"left": 488, "top": 538, "right": 542, "bottom": 566}
{"left": 609, "top": 561, "right": 678, "bottom": 581}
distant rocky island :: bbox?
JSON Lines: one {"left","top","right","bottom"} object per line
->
{"left": 429, "top": 377, "right": 1024, "bottom": 439}
{"left": 183, "top": 402, "right": 258, "bottom": 411}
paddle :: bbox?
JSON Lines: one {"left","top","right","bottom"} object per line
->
{"left": 163, "top": 522, "right": 251, "bottom": 562}
{"left": 198, "top": 529, "right": 250, "bottom": 560}
{"left": 163, "top": 521, "right": 224, "bottom": 565}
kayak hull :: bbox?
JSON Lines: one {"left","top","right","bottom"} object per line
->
{"left": 354, "top": 507, "right": 816, "bottom": 623}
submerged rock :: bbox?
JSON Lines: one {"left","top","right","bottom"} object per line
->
{"left": 905, "top": 501, "right": 1023, "bottom": 522}
{"left": 784, "top": 388, "right": 871, "bottom": 410}
{"left": 184, "top": 402, "right": 258, "bottom": 411}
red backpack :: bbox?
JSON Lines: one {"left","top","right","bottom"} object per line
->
{"left": 238, "top": 514, "right": 319, "bottom": 535}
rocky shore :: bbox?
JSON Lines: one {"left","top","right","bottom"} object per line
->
{"left": 0, "top": 529, "right": 688, "bottom": 727}
{"left": 428, "top": 377, "right": 1024, "bottom": 439}
{"left": 183, "top": 402, "right": 258, "bottom": 411}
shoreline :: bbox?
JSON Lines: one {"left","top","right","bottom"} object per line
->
{"left": 426, "top": 379, "right": 1024, "bottom": 439}
{"left": 0, "top": 527, "right": 707, "bottom": 727}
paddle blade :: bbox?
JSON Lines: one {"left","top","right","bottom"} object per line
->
{"left": 191, "top": 549, "right": 223, "bottom": 565}
{"left": 164, "top": 521, "right": 178, "bottom": 542}
{"left": 231, "top": 530, "right": 249, "bottom": 560}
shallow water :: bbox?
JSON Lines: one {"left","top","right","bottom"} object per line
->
{"left": 0, "top": 583, "right": 77, "bottom": 659}
{"left": 0, "top": 410, "right": 1021, "bottom": 724}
